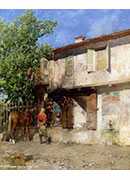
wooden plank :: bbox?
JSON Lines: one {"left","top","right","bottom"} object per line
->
{"left": 86, "top": 93, "right": 97, "bottom": 130}
{"left": 87, "top": 49, "right": 95, "bottom": 72}
{"left": 96, "top": 48, "right": 108, "bottom": 71}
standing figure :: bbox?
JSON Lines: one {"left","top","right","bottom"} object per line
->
{"left": 52, "top": 101, "right": 62, "bottom": 127}
{"left": 37, "top": 108, "right": 49, "bottom": 144}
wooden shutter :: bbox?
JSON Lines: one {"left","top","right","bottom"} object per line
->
{"left": 96, "top": 44, "right": 110, "bottom": 71}
{"left": 86, "top": 93, "right": 97, "bottom": 130}
{"left": 87, "top": 49, "right": 95, "bottom": 72}
{"left": 62, "top": 101, "right": 74, "bottom": 129}
{"left": 64, "top": 56, "right": 74, "bottom": 86}
{"left": 65, "top": 56, "right": 74, "bottom": 76}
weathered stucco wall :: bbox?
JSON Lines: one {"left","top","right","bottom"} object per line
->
{"left": 49, "top": 127, "right": 100, "bottom": 144}
{"left": 73, "top": 99, "right": 87, "bottom": 129}
{"left": 46, "top": 83, "right": 130, "bottom": 145}
{"left": 48, "top": 38, "right": 130, "bottom": 90}
{"left": 111, "top": 43, "right": 130, "bottom": 78}
{"left": 48, "top": 95, "right": 100, "bottom": 144}
{"left": 98, "top": 83, "right": 130, "bottom": 145}
{"left": 45, "top": 36, "right": 130, "bottom": 145}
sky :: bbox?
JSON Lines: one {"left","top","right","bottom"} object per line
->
{"left": 0, "top": 9, "right": 130, "bottom": 48}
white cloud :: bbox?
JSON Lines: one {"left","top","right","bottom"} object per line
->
{"left": 87, "top": 10, "right": 122, "bottom": 37}
{"left": 54, "top": 29, "right": 74, "bottom": 47}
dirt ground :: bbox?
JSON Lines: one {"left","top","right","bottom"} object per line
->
{"left": 0, "top": 137, "right": 130, "bottom": 170}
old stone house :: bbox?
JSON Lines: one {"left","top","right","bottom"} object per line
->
{"left": 37, "top": 29, "right": 130, "bottom": 145}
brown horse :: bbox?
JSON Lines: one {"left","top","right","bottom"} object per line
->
{"left": 8, "top": 110, "right": 32, "bottom": 143}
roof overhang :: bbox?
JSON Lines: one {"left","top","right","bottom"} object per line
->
{"left": 53, "top": 29, "right": 130, "bottom": 55}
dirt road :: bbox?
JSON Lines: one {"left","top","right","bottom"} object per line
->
{"left": 0, "top": 139, "right": 130, "bottom": 170}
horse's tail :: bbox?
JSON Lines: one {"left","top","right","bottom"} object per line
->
{"left": 8, "top": 113, "right": 12, "bottom": 132}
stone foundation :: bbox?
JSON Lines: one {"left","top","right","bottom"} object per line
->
{"left": 49, "top": 127, "right": 100, "bottom": 144}
{"left": 47, "top": 83, "right": 130, "bottom": 146}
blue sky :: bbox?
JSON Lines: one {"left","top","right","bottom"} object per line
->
{"left": 0, "top": 9, "right": 130, "bottom": 48}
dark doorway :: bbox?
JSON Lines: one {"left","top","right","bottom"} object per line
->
{"left": 48, "top": 87, "right": 97, "bottom": 130}
{"left": 86, "top": 93, "right": 97, "bottom": 130}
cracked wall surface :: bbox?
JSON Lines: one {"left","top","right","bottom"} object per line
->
{"left": 40, "top": 35, "right": 130, "bottom": 145}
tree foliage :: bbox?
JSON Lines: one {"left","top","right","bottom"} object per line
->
{"left": 0, "top": 10, "right": 57, "bottom": 103}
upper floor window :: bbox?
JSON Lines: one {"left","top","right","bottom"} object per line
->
{"left": 95, "top": 43, "right": 111, "bottom": 72}
{"left": 86, "top": 49, "right": 95, "bottom": 73}
{"left": 65, "top": 56, "right": 74, "bottom": 77}
{"left": 86, "top": 43, "right": 111, "bottom": 73}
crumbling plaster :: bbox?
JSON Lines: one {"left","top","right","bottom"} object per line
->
{"left": 45, "top": 37, "right": 130, "bottom": 145}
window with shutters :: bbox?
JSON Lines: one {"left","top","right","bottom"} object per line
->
{"left": 64, "top": 56, "right": 74, "bottom": 86}
{"left": 96, "top": 44, "right": 111, "bottom": 71}
{"left": 86, "top": 49, "right": 96, "bottom": 72}
{"left": 65, "top": 56, "right": 74, "bottom": 77}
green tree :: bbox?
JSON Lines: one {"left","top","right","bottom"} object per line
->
{"left": 0, "top": 10, "right": 57, "bottom": 103}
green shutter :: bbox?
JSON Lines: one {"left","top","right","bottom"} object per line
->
{"left": 96, "top": 44, "right": 110, "bottom": 71}
{"left": 87, "top": 49, "right": 95, "bottom": 72}
{"left": 65, "top": 56, "right": 74, "bottom": 77}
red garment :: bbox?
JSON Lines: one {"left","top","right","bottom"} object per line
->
{"left": 37, "top": 112, "right": 47, "bottom": 122}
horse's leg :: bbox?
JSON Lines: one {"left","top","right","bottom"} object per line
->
{"left": 26, "top": 116, "right": 32, "bottom": 141}
{"left": 23, "top": 125, "right": 27, "bottom": 141}
{"left": 24, "top": 124, "right": 30, "bottom": 141}
{"left": 10, "top": 128, "right": 13, "bottom": 141}
{"left": 10, "top": 123, "right": 17, "bottom": 143}
{"left": 8, "top": 114, "right": 12, "bottom": 132}
{"left": 23, "top": 125, "right": 29, "bottom": 141}
{"left": 8, "top": 114, "right": 13, "bottom": 141}
{"left": 27, "top": 125, "right": 32, "bottom": 141}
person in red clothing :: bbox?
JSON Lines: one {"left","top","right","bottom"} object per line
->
{"left": 37, "top": 108, "right": 48, "bottom": 144}
{"left": 37, "top": 108, "right": 47, "bottom": 123}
